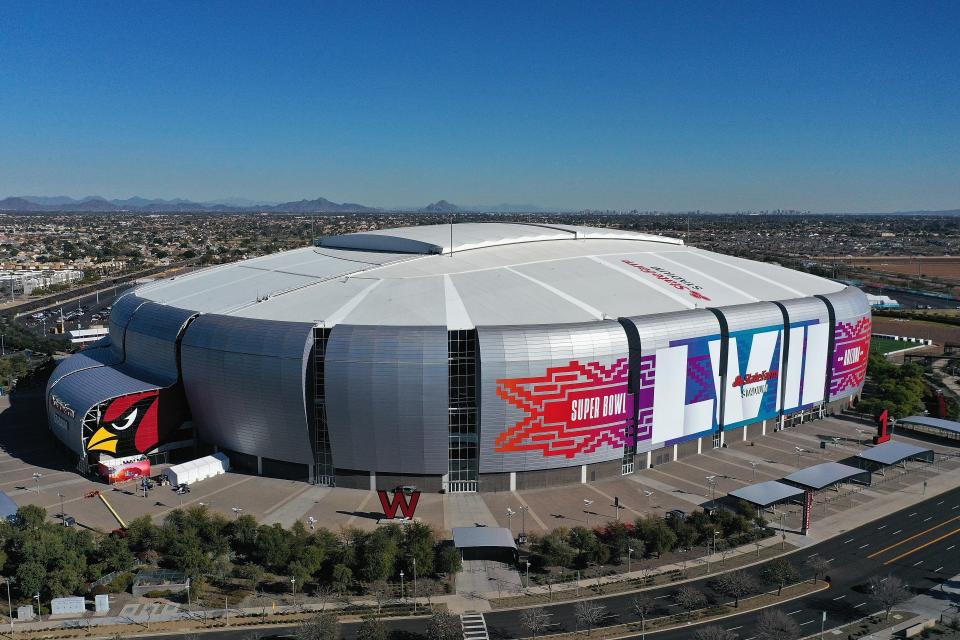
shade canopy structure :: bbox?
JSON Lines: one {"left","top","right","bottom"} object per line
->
{"left": 728, "top": 480, "right": 805, "bottom": 508}
{"left": 453, "top": 526, "right": 518, "bottom": 550}
{"left": 856, "top": 441, "right": 935, "bottom": 467}
{"left": 897, "top": 416, "right": 960, "bottom": 440}
{"left": 783, "top": 461, "right": 871, "bottom": 490}
{"left": 452, "top": 526, "right": 518, "bottom": 563}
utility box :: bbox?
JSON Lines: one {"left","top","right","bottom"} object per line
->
{"left": 94, "top": 594, "right": 110, "bottom": 613}
{"left": 51, "top": 596, "right": 86, "bottom": 615}
{"left": 16, "top": 605, "right": 33, "bottom": 620}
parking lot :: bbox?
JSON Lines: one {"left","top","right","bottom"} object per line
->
{"left": 3, "top": 390, "right": 958, "bottom": 537}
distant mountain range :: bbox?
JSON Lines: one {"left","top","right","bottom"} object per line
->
{"left": 0, "top": 195, "right": 553, "bottom": 213}
{"left": 0, "top": 195, "right": 957, "bottom": 216}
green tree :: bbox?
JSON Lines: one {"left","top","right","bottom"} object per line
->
{"left": 331, "top": 563, "right": 353, "bottom": 595}
{"left": 435, "top": 545, "right": 462, "bottom": 575}
{"left": 425, "top": 612, "right": 461, "bottom": 640}
{"left": 760, "top": 558, "right": 799, "bottom": 596}
{"left": 14, "top": 505, "right": 46, "bottom": 530}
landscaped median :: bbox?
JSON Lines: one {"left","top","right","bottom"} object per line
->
{"left": 516, "top": 579, "right": 830, "bottom": 640}
{"left": 491, "top": 539, "right": 796, "bottom": 609}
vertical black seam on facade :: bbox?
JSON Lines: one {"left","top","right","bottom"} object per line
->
{"left": 814, "top": 295, "right": 837, "bottom": 404}
{"left": 174, "top": 313, "right": 201, "bottom": 383}
{"left": 771, "top": 302, "right": 791, "bottom": 420}
{"left": 618, "top": 317, "right": 642, "bottom": 456}
{"left": 706, "top": 307, "right": 730, "bottom": 431}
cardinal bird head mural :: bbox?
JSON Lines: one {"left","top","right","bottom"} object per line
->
{"left": 86, "top": 390, "right": 162, "bottom": 456}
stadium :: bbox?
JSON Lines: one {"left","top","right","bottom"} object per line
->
{"left": 45, "top": 223, "right": 871, "bottom": 493}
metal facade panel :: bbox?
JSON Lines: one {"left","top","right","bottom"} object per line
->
{"left": 108, "top": 293, "right": 148, "bottom": 361}
{"left": 180, "top": 314, "right": 314, "bottom": 465}
{"left": 123, "top": 302, "right": 195, "bottom": 385}
{"left": 624, "top": 310, "right": 723, "bottom": 450}
{"left": 324, "top": 325, "right": 449, "bottom": 474}
{"left": 822, "top": 287, "right": 871, "bottom": 400}
{"left": 778, "top": 297, "right": 831, "bottom": 411}
{"left": 715, "top": 303, "right": 785, "bottom": 430}
{"left": 478, "top": 322, "right": 630, "bottom": 473}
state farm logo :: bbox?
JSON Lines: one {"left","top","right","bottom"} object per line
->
{"left": 50, "top": 394, "right": 75, "bottom": 419}
{"left": 621, "top": 260, "right": 711, "bottom": 301}
{"left": 842, "top": 346, "right": 863, "bottom": 366}
{"left": 733, "top": 369, "right": 778, "bottom": 399}
{"left": 732, "top": 370, "right": 778, "bottom": 387}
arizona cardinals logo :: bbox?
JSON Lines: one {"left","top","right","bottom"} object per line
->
{"left": 495, "top": 359, "right": 632, "bottom": 458}
{"left": 86, "top": 390, "right": 161, "bottom": 455}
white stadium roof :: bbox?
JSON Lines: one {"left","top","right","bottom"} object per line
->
{"left": 135, "top": 222, "right": 845, "bottom": 327}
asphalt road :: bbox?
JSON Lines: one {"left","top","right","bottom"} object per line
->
{"left": 862, "top": 285, "right": 959, "bottom": 310}
{"left": 136, "top": 486, "right": 960, "bottom": 639}
{"left": 484, "top": 485, "right": 960, "bottom": 639}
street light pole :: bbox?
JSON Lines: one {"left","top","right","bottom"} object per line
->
{"left": 33, "top": 472, "right": 41, "bottom": 494}
{"left": 399, "top": 571, "right": 405, "bottom": 603}
{"left": 506, "top": 508, "right": 515, "bottom": 538}
{"left": 3, "top": 577, "right": 12, "bottom": 632}
{"left": 412, "top": 558, "right": 417, "bottom": 614}
{"left": 627, "top": 547, "right": 633, "bottom": 573}
{"left": 290, "top": 577, "right": 296, "bottom": 606}
{"left": 525, "top": 561, "right": 530, "bottom": 589}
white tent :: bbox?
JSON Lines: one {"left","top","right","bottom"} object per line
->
{"left": 164, "top": 452, "right": 230, "bottom": 486}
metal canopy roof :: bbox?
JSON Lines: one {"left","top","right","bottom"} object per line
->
{"left": 898, "top": 416, "right": 960, "bottom": 435}
{"left": 728, "top": 481, "right": 805, "bottom": 507}
{"left": 856, "top": 441, "right": 935, "bottom": 466}
{"left": 783, "top": 462, "right": 871, "bottom": 490}
{"left": 134, "top": 223, "right": 846, "bottom": 328}
{"left": 452, "top": 527, "right": 518, "bottom": 550}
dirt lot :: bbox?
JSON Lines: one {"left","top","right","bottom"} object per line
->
{"left": 872, "top": 316, "right": 960, "bottom": 345}
{"left": 830, "top": 256, "right": 960, "bottom": 281}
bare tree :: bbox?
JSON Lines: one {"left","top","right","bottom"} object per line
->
{"left": 574, "top": 600, "right": 606, "bottom": 636}
{"left": 632, "top": 593, "right": 654, "bottom": 635}
{"left": 425, "top": 612, "right": 462, "bottom": 640}
{"left": 312, "top": 585, "right": 335, "bottom": 611}
{"left": 368, "top": 580, "right": 390, "bottom": 616}
{"left": 295, "top": 612, "right": 340, "bottom": 640}
{"left": 520, "top": 606, "right": 551, "bottom": 639}
{"left": 760, "top": 558, "right": 799, "bottom": 596}
{"left": 694, "top": 624, "right": 740, "bottom": 640}
{"left": 712, "top": 570, "right": 757, "bottom": 608}
{"left": 755, "top": 609, "right": 800, "bottom": 640}
{"left": 868, "top": 575, "right": 911, "bottom": 620}
{"left": 674, "top": 585, "right": 708, "bottom": 619}
{"left": 804, "top": 556, "right": 831, "bottom": 583}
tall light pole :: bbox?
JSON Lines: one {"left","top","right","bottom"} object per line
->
{"left": 32, "top": 472, "right": 41, "bottom": 494}
{"left": 627, "top": 547, "right": 634, "bottom": 573}
{"left": 750, "top": 461, "right": 758, "bottom": 480}
{"left": 412, "top": 558, "right": 417, "bottom": 614}
{"left": 583, "top": 499, "right": 593, "bottom": 528}
{"left": 399, "top": 571, "right": 405, "bottom": 602}
{"left": 506, "top": 508, "right": 515, "bottom": 537}
{"left": 231, "top": 506, "right": 243, "bottom": 520}
{"left": 290, "top": 577, "right": 296, "bottom": 605}
{"left": 795, "top": 446, "right": 804, "bottom": 468}
{"left": 705, "top": 476, "right": 716, "bottom": 503}
{"left": 2, "top": 577, "right": 12, "bottom": 632}
{"left": 519, "top": 506, "right": 528, "bottom": 541}
{"left": 525, "top": 561, "right": 531, "bottom": 589}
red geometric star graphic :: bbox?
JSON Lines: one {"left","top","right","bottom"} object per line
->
{"left": 495, "top": 358, "right": 631, "bottom": 459}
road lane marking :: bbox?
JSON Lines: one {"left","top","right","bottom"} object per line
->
{"left": 728, "top": 626, "right": 743, "bottom": 631}
{"left": 800, "top": 620, "right": 815, "bottom": 626}
{"left": 877, "top": 524, "right": 887, "bottom": 530}
{"left": 923, "top": 516, "right": 933, "bottom": 522}
{"left": 912, "top": 560, "right": 924, "bottom": 567}
{"left": 909, "top": 512, "right": 917, "bottom": 517}
{"left": 883, "top": 527, "right": 960, "bottom": 565}
{"left": 892, "top": 529, "right": 902, "bottom": 535}
{"left": 654, "top": 595, "right": 670, "bottom": 599}
{"left": 947, "top": 545, "right": 956, "bottom": 551}
{"left": 787, "top": 609, "right": 802, "bottom": 615}
{"left": 854, "top": 602, "right": 866, "bottom": 608}
{"left": 843, "top": 538, "right": 855, "bottom": 544}
{"left": 826, "top": 557, "right": 835, "bottom": 562}
{"left": 937, "top": 501, "right": 944, "bottom": 506}
{"left": 867, "top": 515, "right": 960, "bottom": 558}
{"left": 858, "top": 543, "right": 870, "bottom": 549}
{"left": 935, "top": 566, "right": 944, "bottom": 572}
{"left": 832, "top": 594, "right": 846, "bottom": 601}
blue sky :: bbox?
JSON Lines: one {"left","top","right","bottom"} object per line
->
{"left": 2, "top": 1, "right": 959, "bottom": 211}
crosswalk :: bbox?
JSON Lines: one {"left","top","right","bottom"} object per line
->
{"left": 460, "top": 611, "right": 489, "bottom": 640}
